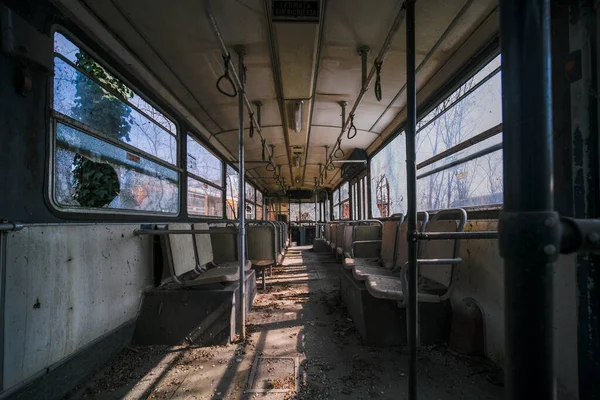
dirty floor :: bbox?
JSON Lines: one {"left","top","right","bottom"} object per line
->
{"left": 67, "top": 246, "right": 504, "bottom": 400}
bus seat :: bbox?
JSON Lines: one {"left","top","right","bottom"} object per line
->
{"left": 209, "top": 226, "right": 237, "bottom": 263}
{"left": 162, "top": 223, "right": 248, "bottom": 287}
{"left": 364, "top": 212, "right": 466, "bottom": 305}
{"left": 247, "top": 224, "right": 278, "bottom": 289}
{"left": 337, "top": 224, "right": 353, "bottom": 258}
{"left": 344, "top": 218, "right": 399, "bottom": 274}
{"left": 329, "top": 223, "right": 338, "bottom": 250}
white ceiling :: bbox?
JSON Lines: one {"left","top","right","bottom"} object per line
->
{"left": 54, "top": 0, "right": 499, "bottom": 193}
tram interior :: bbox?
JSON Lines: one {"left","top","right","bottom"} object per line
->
{"left": 0, "top": 0, "right": 598, "bottom": 399}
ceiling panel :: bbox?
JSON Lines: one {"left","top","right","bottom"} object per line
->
{"left": 58, "top": 0, "right": 500, "bottom": 192}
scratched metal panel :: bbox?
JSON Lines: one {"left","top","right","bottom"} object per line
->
{"left": 3, "top": 224, "right": 153, "bottom": 390}
{"left": 450, "top": 219, "right": 578, "bottom": 397}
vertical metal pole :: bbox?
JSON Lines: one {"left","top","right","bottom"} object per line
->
{"left": 569, "top": 1, "right": 600, "bottom": 397}
{"left": 498, "top": 0, "right": 560, "bottom": 399}
{"left": 404, "top": 1, "right": 418, "bottom": 399}
{"left": 0, "top": 231, "right": 6, "bottom": 391}
{"left": 236, "top": 46, "right": 246, "bottom": 340}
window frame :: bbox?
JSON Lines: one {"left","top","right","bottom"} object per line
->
{"left": 367, "top": 48, "right": 503, "bottom": 216}
{"left": 49, "top": 27, "right": 182, "bottom": 218}
{"left": 186, "top": 133, "right": 226, "bottom": 218}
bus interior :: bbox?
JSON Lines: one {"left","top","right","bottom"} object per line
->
{"left": 0, "top": 0, "right": 598, "bottom": 399}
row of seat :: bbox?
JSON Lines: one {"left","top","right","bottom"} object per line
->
{"left": 325, "top": 208, "right": 467, "bottom": 306}
{"left": 156, "top": 221, "right": 288, "bottom": 289}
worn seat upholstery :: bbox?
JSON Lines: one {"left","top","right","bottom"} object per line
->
{"left": 365, "top": 218, "right": 464, "bottom": 305}
{"left": 344, "top": 218, "right": 401, "bottom": 272}
{"left": 162, "top": 223, "right": 249, "bottom": 287}
{"left": 247, "top": 223, "right": 278, "bottom": 289}
{"left": 337, "top": 224, "right": 354, "bottom": 258}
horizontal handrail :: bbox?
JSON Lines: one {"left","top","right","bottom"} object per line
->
{"left": 0, "top": 222, "right": 24, "bottom": 232}
{"left": 353, "top": 240, "right": 383, "bottom": 244}
{"left": 416, "top": 258, "right": 463, "bottom": 265}
{"left": 416, "top": 231, "right": 498, "bottom": 240}
{"left": 133, "top": 229, "right": 234, "bottom": 236}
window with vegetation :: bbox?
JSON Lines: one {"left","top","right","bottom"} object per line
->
{"left": 245, "top": 182, "right": 256, "bottom": 219}
{"left": 289, "top": 202, "right": 300, "bottom": 222}
{"left": 52, "top": 32, "right": 178, "bottom": 214}
{"left": 416, "top": 55, "right": 502, "bottom": 210}
{"left": 340, "top": 182, "right": 350, "bottom": 219}
{"left": 370, "top": 55, "right": 502, "bottom": 215}
{"left": 332, "top": 189, "right": 340, "bottom": 220}
{"left": 187, "top": 134, "right": 223, "bottom": 217}
{"left": 226, "top": 165, "right": 239, "bottom": 219}
{"left": 370, "top": 132, "right": 407, "bottom": 218}
{"left": 255, "top": 190, "right": 263, "bottom": 220}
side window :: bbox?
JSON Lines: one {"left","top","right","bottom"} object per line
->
{"left": 187, "top": 134, "right": 223, "bottom": 217}
{"left": 416, "top": 55, "right": 503, "bottom": 210}
{"left": 52, "top": 31, "right": 178, "bottom": 214}
{"left": 226, "top": 165, "right": 239, "bottom": 219}
{"left": 245, "top": 183, "right": 256, "bottom": 219}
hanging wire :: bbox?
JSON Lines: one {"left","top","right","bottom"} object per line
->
{"left": 347, "top": 114, "right": 358, "bottom": 140}
{"left": 374, "top": 60, "right": 383, "bottom": 101}
{"left": 249, "top": 112, "right": 255, "bottom": 138}
{"left": 216, "top": 54, "right": 237, "bottom": 97}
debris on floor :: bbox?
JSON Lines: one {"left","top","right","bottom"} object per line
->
{"left": 67, "top": 246, "right": 504, "bottom": 400}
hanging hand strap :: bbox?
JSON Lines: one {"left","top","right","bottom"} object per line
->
{"left": 216, "top": 55, "right": 237, "bottom": 98}
{"left": 347, "top": 114, "right": 358, "bottom": 140}
{"left": 374, "top": 60, "right": 383, "bottom": 101}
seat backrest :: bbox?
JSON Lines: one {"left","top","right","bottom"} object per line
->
{"left": 342, "top": 224, "right": 353, "bottom": 254}
{"left": 353, "top": 224, "right": 381, "bottom": 259}
{"left": 419, "top": 220, "right": 459, "bottom": 287}
{"left": 335, "top": 224, "right": 345, "bottom": 248}
{"left": 247, "top": 224, "right": 276, "bottom": 262}
{"left": 330, "top": 223, "right": 338, "bottom": 245}
{"left": 379, "top": 221, "right": 397, "bottom": 267}
{"left": 395, "top": 220, "right": 426, "bottom": 267}
{"left": 210, "top": 226, "right": 237, "bottom": 262}
{"left": 166, "top": 223, "right": 197, "bottom": 277}
{"left": 192, "top": 223, "right": 214, "bottom": 267}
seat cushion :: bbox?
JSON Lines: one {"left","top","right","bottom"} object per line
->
{"left": 352, "top": 265, "right": 397, "bottom": 281}
{"left": 343, "top": 257, "right": 379, "bottom": 270}
{"left": 219, "top": 260, "right": 252, "bottom": 271}
{"left": 252, "top": 259, "right": 274, "bottom": 267}
{"left": 365, "top": 275, "right": 404, "bottom": 301}
{"left": 182, "top": 265, "right": 239, "bottom": 286}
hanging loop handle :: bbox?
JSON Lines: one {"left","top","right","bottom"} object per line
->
{"left": 347, "top": 114, "right": 358, "bottom": 140}
{"left": 374, "top": 60, "right": 383, "bottom": 101}
{"left": 261, "top": 139, "right": 266, "bottom": 161}
{"left": 266, "top": 161, "right": 275, "bottom": 172}
{"left": 216, "top": 55, "right": 237, "bottom": 98}
{"left": 249, "top": 112, "right": 255, "bottom": 138}
{"left": 333, "top": 140, "right": 345, "bottom": 159}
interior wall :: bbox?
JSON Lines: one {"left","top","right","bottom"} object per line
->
{"left": 452, "top": 220, "right": 578, "bottom": 399}
{"left": 3, "top": 224, "right": 153, "bottom": 391}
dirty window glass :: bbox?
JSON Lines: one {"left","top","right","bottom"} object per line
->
{"left": 188, "top": 177, "right": 223, "bottom": 217}
{"left": 187, "top": 135, "right": 222, "bottom": 187}
{"left": 51, "top": 31, "right": 179, "bottom": 214}
{"left": 54, "top": 123, "right": 178, "bottom": 213}
{"left": 226, "top": 166, "right": 239, "bottom": 219}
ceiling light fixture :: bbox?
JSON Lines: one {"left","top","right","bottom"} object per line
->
{"left": 288, "top": 100, "right": 303, "bottom": 133}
